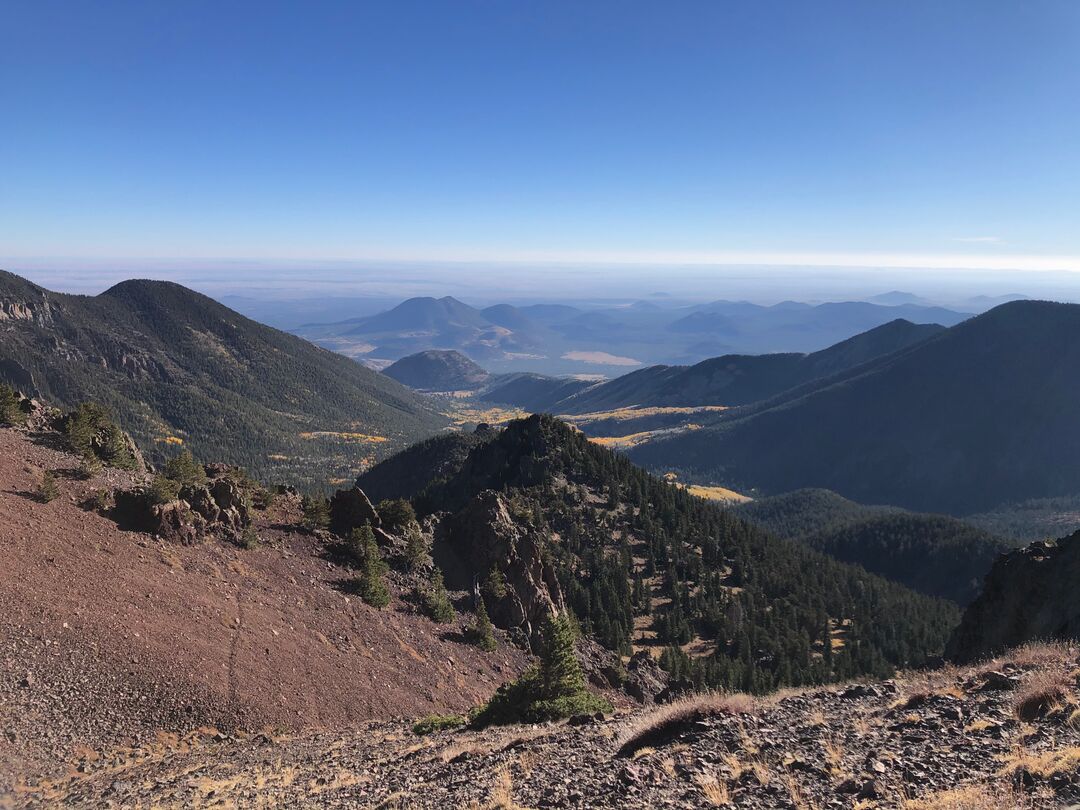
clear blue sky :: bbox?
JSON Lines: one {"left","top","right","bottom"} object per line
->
{"left": 2, "top": 1, "right": 1079, "bottom": 272}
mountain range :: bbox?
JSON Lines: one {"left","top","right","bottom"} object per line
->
{"left": 4, "top": 272, "right": 1079, "bottom": 808}
{"left": 0, "top": 271, "right": 445, "bottom": 484}
{"left": 295, "top": 294, "right": 969, "bottom": 376}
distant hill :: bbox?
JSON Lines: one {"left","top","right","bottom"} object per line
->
{"left": 479, "top": 319, "right": 941, "bottom": 413}
{"left": 296, "top": 295, "right": 544, "bottom": 364}
{"left": 383, "top": 350, "right": 490, "bottom": 391}
{"left": 631, "top": 301, "right": 1080, "bottom": 515}
{"left": 666, "top": 300, "right": 966, "bottom": 347}
{"left": 354, "top": 428, "right": 496, "bottom": 503}
{"left": 548, "top": 319, "right": 942, "bottom": 413}
{"left": 733, "top": 489, "right": 901, "bottom": 539}
{"left": 345, "top": 296, "right": 490, "bottom": 334}
{"left": 0, "top": 271, "right": 446, "bottom": 484}
{"left": 868, "top": 291, "right": 934, "bottom": 307}
{"left": 966, "top": 493, "right": 1080, "bottom": 543}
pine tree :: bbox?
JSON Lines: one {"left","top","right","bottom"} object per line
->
{"left": 376, "top": 498, "right": 416, "bottom": 532}
{"left": 240, "top": 523, "right": 260, "bottom": 550}
{"left": 352, "top": 524, "right": 390, "bottom": 608}
{"left": 301, "top": 494, "right": 330, "bottom": 532}
{"left": 537, "top": 613, "right": 588, "bottom": 702}
{"left": 98, "top": 423, "right": 137, "bottom": 470}
{"left": 468, "top": 598, "right": 497, "bottom": 652}
{"left": 419, "top": 569, "right": 454, "bottom": 623}
{"left": 63, "top": 402, "right": 111, "bottom": 459}
{"left": 0, "top": 384, "right": 24, "bottom": 427}
{"left": 403, "top": 525, "right": 429, "bottom": 572}
{"left": 148, "top": 474, "right": 181, "bottom": 505}
{"left": 38, "top": 471, "right": 60, "bottom": 503}
{"left": 164, "top": 449, "right": 207, "bottom": 488}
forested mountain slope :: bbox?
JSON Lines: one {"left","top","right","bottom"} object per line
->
{"left": 547, "top": 319, "right": 942, "bottom": 413}
{"left": 631, "top": 301, "right": 1080, "bottom": 514}
{"left": 0, "top": 271, "right": 445, "bottom": 484}
{"left": 732, "top": 490, "right": 1012, "bottom": 603}
{"left": 363, "top": 414, "right": 959, "bottom": 692}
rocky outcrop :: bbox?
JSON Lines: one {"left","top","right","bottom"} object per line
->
{"left": 445, "top": 490, "right": 564, "bottom": 649}
{"left": 623, "top": 651, "right": 670, "bottom": 704}
{"left": 0, "top": 293, "right": 55, "bottom": 326}
{"left": 946, "top": 530, "right": 1080, "bottom": 663}
{"left": 149, "top": 500, "right": 208, "bottom": 546}
{"left": 329, "top": 486, "right": 381, "bottom": 537}
{"left": 114, "top": 466, "right": 253, "bottom": 546}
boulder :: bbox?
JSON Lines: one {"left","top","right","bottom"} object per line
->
{"left": 150, "top": 500, "right": 208, "bottom": 546}
{"left": 329, "top": 486, "right": 381, "bottom": 537}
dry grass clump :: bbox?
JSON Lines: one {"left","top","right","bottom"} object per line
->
{"left": 486, "top": 767, "right": 529, "bottom": 810}
{"left": 695, "top": 774, "right": 731, "bottom": 806}
{"left": 439, "top": 727, "right": 552, "bottom": 764}
{"left": 821, "top": 736, "right": 845, "bottom": 776}
{"left": 784, "top": 773, "right": 820, "bottom": 810}
{"left": 850, "top": 711, "right": 872, "bottom": 737}
{"left": 902, "top": 783, "right": 1030, "bottom": 809}
{"left": 985, "top": 641, "right": 1076, "bottom": 671}
{"left": 892, "top": 690, "right": 932, "bottom": 711}
{"left": 1012, "top": 670, "right": 1073, "bottom": 722}
{"left": 806, "top": 708, "right": 826, "bottom": 728}
{"left": 999, "top": 745, "right": 1080, "bottom": 781}
{"left": 614, "top": 693, "right": 756, "bottom": 756}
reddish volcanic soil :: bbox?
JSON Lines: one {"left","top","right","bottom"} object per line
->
{"left": 0, "top": 427, "right": 526, "bottom": 791}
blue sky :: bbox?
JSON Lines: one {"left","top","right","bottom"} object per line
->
{"left": 2, "top": 1, "right": 1080, "bottom": 275}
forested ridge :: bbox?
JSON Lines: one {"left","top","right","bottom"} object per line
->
{"left": 371, "top": 415, "right": 959, "bottom": 693}
{"left": 631, "top": 300, "right": 1080, "bottom": 514}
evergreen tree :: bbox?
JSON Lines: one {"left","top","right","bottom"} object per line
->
{"left": 78, "top": 453, "right": 103, "bottom": 480}
{"left": 537, "top": 613, "right": 587, "bottom": 703}
{"left": 468, "top": 598, "right": 497, "bottom": 652}
{"left": 163, "top": 449, "right": 207, "bottom": 488}
{"left": 63, "top": 402, "right": 112, "bottom": 459}
{"left": 97, "top": 423, "right": 138, "bottom": 470}
{"left": 240, "top": 523, "right": 260, "bottom": 550}
{"left": 376, "top": 498, "right": 416, "bottom": 532}
{"left": 38, "top": 471, "right": 60, "bottom": 503}
{"left": 483, "top": 566, "right": 508, "bottom": 600}
{"left": 403, "top": 525, "right": 429, "bottom": 572}
{"left": 301, "top": 494, "right": 330, "bottom": 532}
{"left": 352, "top": 524, "right": 390, "bottom": 608}
{"left": 0, "top": 384, "right": 24, "bottom": 427}
{"left": 148, "top": 474, "right": 181, "bottom": 505}
{"left": 470, "top": 611, "right": 611, "bottom": 727}
{"left": 418, "top": 569, "right": 454, "bottom": 623}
